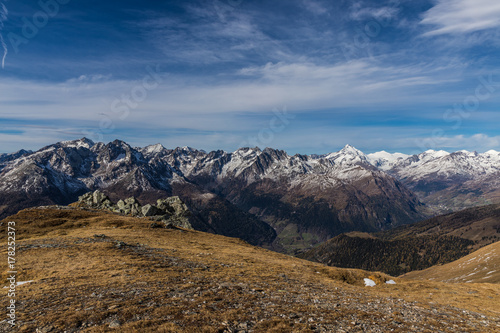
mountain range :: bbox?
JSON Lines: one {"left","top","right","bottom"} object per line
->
{"left": 368, "top": 149, "right": 500, "bottom": 212}
{"left": 1, "top": 138, "right": 499, "bottom": 254}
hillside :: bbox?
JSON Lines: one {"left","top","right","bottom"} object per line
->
{"left": 299, "top": 204, "right": 500, "bottom": 276}
{"left": 1, "top": 207, "right": 499, "bottom": 332}
{"left": 402, "top": 241, "right": 500, "bottom": 284}
{"left": 378, "top": 203, "right": 500, "bottom": 247}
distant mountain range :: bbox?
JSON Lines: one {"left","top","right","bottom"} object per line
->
{"left": 1, "top": 138, "right": 499, "bottom": 253}
{"left": 368, "top": 148, "right": 500, "bottom": 212}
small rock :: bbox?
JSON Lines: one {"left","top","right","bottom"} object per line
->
{"left": 115, "top": 241, "right": 127, "bottom": 249}
{"left": 109, "top": 320, "right": 121, "bottom": 328}
{"left": 237, "top": 322, "right": 248, "bottom": 329}
{"left": 364, "top": 278, "right": 376, "bottom": 287}
{"left": 36, "top": 325, "right": 54, "bottom": 333}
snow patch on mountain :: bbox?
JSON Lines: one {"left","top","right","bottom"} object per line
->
{"left": 367, "top": 151, "right": 410, "bottom": 171}
{"left": 388, "top": 149, "right": 500, "bottom": 181}
{"left": 60, "top": 138, "right": 95, "bottom": 149}
{"left": 142, "top": 143, "right": 165, "bottom": 155}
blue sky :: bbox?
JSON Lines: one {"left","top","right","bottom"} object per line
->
{"left": 1, "top": 0, "right": 500, "bottom": 155}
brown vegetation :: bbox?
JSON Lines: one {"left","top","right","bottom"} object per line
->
{"left": 0, "top": 207, "right": 499, "bottom": 332}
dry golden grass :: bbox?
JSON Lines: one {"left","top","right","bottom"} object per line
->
{"left": 0, "top": 207, "right": 499, "bottom": 332}
{"left": 343, "top": 231, "right": 376, "bottom": 239}
{"left": 402, "top": 241, "right": 500, "bottom": 284}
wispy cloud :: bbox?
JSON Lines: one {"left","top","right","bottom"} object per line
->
{"left": 301, "top": 0, "right": 329, "bottom": 16}
{"left": 0, "top": 1, "right": 8, "bottom": 69}
{"left": 0, "top": 58, "right": 469, "bottom": 135}
{"left": 140, "top": 10, "right": 279, "bottom": 66}
{"left": 421, "top": 0, "right": 500, "bottom": 36}
{"left": 350, "top": 3, "right": 399, "bottom": 21}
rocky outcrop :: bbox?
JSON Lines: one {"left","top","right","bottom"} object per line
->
{"left": 78, "top": 191, "right": 114, "bottom": 209}
{"left": 75, "top": 190, "right": 192, "bottom": 229}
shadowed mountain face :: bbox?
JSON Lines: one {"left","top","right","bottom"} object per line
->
{"left": 299, "top": 204, "right": 500, "bottom": 276}
{"left": 0, "top": 138, "right": 428, "bottom": 253}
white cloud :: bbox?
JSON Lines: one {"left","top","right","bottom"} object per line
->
{"left": 0, "top": 56, "right": 489, "bottom": 154}
{"left": 302, "top": 1, "right": 328, "bottom": 16}
{"left": 0, "top": 59, "right": 464, "bottom": 124}
{"left": 350, "top": 5, "right": 398, "bottom": 22}
{"left": 66, "top": 74, "right": 112, "bottom": 84}
{"left": 421, "top": 0, "right": 500, "bottom": 36}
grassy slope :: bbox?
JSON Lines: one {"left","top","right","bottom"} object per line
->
{"left": 403, "top": 241, "right": 500, "bottom": 284}
{"left": 299, "top": 204, "right": 500, "bottom": 276}
{"left": 0, "top": 207, "right": 499, "bottom": 332}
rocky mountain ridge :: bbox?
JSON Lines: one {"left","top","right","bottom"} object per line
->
{"left": 367, "top": 148, "right": 500, "bottom": 212}
{"left": 1, "top": 138, "right": 499, "bottom": 253}
{"left": 0, "top": 139, "right": 276, "bottom": 247}
{"left": 136, "top": 141, "right": 428, "bottom": 253}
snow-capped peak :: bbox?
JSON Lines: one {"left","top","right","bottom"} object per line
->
{"left": 233, "top": 147, "right": 262, "bottom": 157}
{"left": 456, "top": 150, "right": 478, "bottom": 157}
{"left": 60, "top": 137, "right": 95, "bottom": 149}
{"left": 178, "top": 146, "right": 205, "bottom": 154}
{"left": 324, "top": 144, "right": 369, "bottom": 167}
{"left": 325, "top": 145, "right": 362, "bottom": 158}
{"left": 422, "top": 149, "right": 450, "bottom": 159}
{"left": 144, "top": 143, "right": 165, "bottom": 154}
{"left": 367, "top": 150, "right": 410, "bottom": 162}
{"left": 481, "top": 150, "right": 500, "bottom": 162}
{"left": 340, "top": 144, "right": 364, "bottom": 156}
